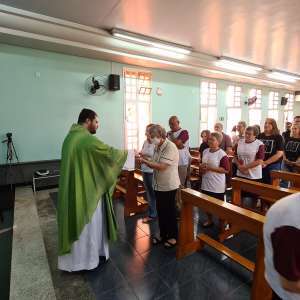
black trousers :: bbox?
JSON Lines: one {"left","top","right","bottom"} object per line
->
{"left": 154, "top": 189, "right": 178, "bottom": 240}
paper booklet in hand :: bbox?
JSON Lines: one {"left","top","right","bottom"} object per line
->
{"left": 122, "top": 149, "right": 135, "bottom": 170}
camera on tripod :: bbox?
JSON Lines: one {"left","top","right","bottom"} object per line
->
{"left": 2, "top": 132, "right": 19, "bottom": 164}
{"left": 2, "top": 132, "right": 12, "bottom": 143}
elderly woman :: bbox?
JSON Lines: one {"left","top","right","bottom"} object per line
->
{"left": 234, "top": 126, "right": 265, "bottom": 181}
{"left": 200, "top": 131, "right": 230, "bottom": 227}
{"left": 138, "top": 124, "right": 180, "bottom": 248}
{"left": 199, "top": 130, "right": 210, "bottom": 162}
{"left": 214, "top": 122, "right": 233, "bottom": 154}
{"left": 232, "top": 121, "right": 247, "bottom": 146}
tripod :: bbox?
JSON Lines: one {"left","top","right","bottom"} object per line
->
{"left": 1, "top": 134, "right": 19, "bottom": 223}
{"left": 2, "top": 136, "right": 19, "bottom": 164}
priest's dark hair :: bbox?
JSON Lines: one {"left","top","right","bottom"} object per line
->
{"left": 77, "top": 108, "right": 97, "bottom": 124}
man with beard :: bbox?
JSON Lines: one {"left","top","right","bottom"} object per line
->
{"left": 57, "top": 108, "right": 127, "bottom": 272}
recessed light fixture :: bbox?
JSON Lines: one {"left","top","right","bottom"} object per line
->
{"left": 214, "top": 57, "right": 262, "bottom": 75}
{"left": 267, "top": 71, "right": 300, "bottom": 83}
{"left": 111, "top": 28, "right": 192, "bottom": 58}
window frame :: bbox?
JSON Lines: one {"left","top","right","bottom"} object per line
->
{"left": 248, "top": 88, "right": 262, "bottom": 126}
{"left": 283, "top": 92, "right": 294, "bottom": 126}
{"left": 226, "top": 85, "right": 242, "bottom": 134}
{"left": 123, "top": 68, "right": 152, "bottom": 150}
{"left": 199, "top": 81, "right": 218, "bottom": 137}
{"left": 268, "top": 91, "right": 279, "bottom": 120}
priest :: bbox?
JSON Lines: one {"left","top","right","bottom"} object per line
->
{"left": 57, "top": 108, "right": 127, "bottom": 272}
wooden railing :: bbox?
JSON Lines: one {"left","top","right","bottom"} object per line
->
{"left": 271, "top": 170, "right": 300, "bottom": 190}
{"left": 231, "top": 177, "right": 297, "bottom": 207}
{"left": 177, "top": 188, "right": 272, "bottom": 300}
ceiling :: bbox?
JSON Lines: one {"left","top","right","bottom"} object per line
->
{"left": 0, "top": 0, "right": 299, "bottom": 90}
{"left": 1, "top": 0, "right": 300, "bottom": 74}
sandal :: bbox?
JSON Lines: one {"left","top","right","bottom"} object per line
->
{"left": 164, "top": 239, "right": 177, "bottom": 249}
{"left": 152, "top": 237, "right": 163, "bottom": 245}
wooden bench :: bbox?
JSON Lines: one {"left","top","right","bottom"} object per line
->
{"left": 226, "top": 155, "right": 234, "bottom": 188}
{"left": 271, "top": 170, "right": 300, "bottom": 190}
{"left": 231, "top": 177, "right": 298, "bottom": 207}
{"left": 190, "top": 149, "right": 200, "bottom": 163}
{"left": 218, "top": 177, "right": 299, "bottom": 241}
{"left": 177, "top": 188, "right": 272, "bottom": 300}
{"left": 115, "top": 170, "right": 148, "bottom": 217}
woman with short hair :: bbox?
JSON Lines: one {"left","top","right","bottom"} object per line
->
{"left": 199, "top": 131, "right": 230, "bottom": 227}
{"left": 199, "top": 130, "right": 210, "bottom": 162}
{"left": 234, "top": 126, "right": 265, "bottom": 181}
{"left": 138, "top": 124, "right": 180, "bottom": 248}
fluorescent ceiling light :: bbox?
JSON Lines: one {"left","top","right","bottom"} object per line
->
{"left": 207, "top": 69, "right": 292, "bottom": 88}
{"left": 267, "top": 71, "right": 300, "bottom": 83}
{"left": 111, "top": 28, "right": 191, "bottom": 55}
{"left": 149, "top": 47, "right": 185, "bottom": 59}
{"left": 214, "top": 58, "right": 262, "bottom": 75}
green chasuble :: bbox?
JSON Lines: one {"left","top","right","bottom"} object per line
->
{"left": 58, "top": 124, "right": 127, "bottom": 255}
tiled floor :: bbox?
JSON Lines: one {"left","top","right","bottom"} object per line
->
{"left": 82, "top": 198, "right": 256, "bottom": 300}
{"left": 32, "top": 189, "right": 258, "bottom": 300}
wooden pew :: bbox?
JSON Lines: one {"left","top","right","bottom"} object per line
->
{"left": 115, "top": 170, "right": 148, "bottom": 217}
{"left": 271, "top": 170, "right": 300, "bottom": 190}
{"left": 177, "top": 188, "right": 272, "bottom": 300}
{"left": 226, "top": 155, "right": 234, "bottom": 188}
{"left": 190, "top": 149, "right": 200, "bottom": 164}
{"left": 231, "top": 177, "right": 298, "bottom": 207}
{"left": 219, "top": 177, "right": 299, "bottom": 241}
{"left": 189, "top": 164, "right": 201, "bottom": 188}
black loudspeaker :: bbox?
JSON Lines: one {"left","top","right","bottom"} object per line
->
{"left": 281, "top": 97, "right": 288, "bottom": 105}
{"left": 108, "top": 74, "right": 120, "bottom": 91}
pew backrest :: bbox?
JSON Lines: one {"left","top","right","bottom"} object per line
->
{"left": 271, "top": 170, "right": 300, "bottom": 190}
{"left": 231, "top": 177, "right": 298, "bottom": 206}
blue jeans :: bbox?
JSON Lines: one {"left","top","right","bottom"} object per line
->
{"left": 142, "top": 172, "right": 157, "bottom": 218}
{"left": 280, "top": 162, "right": 295, "bottom": 188}
{"left": 262, "top": 161, "right": 281, "bottom": 184}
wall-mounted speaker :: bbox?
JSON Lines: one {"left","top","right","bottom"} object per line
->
{"left": 295, "top": 91, "right": 300, "bottom": 102}
{"left": 281, "top": 97, "right": 288, "bottom": 105}
{"left": 108, "top": 74, "right": 120, "bottom": 91}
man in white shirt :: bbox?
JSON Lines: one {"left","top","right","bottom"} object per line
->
{"left": 167, "top": 116, "right": 190, "bottom": 187}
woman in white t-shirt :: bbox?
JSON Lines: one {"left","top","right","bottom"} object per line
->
{"left": 234, "top": 126, "right": 265, "bottom": 181}
{"left": 200, "top": 132, "right": 230, "bottom": 227}
{"left": 140, "top": 124, "right": 157, "bottom": 223}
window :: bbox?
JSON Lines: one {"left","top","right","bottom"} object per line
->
{"left": 124, "top": 69, "right": 152, "bottom": 150}
{"left": 248, "top": 88, "right": 262, "bottom": 126}
{"left": 226, "top": 85, "right": 242, "bottom": 134}
{"left": 200, "top": 81, "right": 217, "bottom": 134}
{"left": 268, "top": 91, "right": 279, "bottom": 120}
{"left": 283, "top": 93, "right": 294, "bottom": 126}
